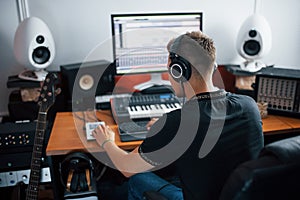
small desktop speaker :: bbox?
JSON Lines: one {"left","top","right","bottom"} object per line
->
{"left": 14, "top": 17, "right": 55, "bottom": 70}
{"left": 255, "top": 67, "right": 300, "bottom": 117}
{"left": 60, "top": 60, "right": 115, "bottom": 111}
{"left": 236, "top": 14, "right": 272, "bottom": 72}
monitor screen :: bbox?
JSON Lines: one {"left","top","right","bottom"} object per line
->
{"left": 111, "top": 12, "right": 203, "bottom": 75}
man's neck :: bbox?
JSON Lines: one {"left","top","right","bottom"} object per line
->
{"left": 184, "top": 80, "right": 219, "bottom": 100}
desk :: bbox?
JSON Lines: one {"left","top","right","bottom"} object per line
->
{"left": 46, "top": 110, "right": 141, "bottom": 156}
{"left": 46, "top": 111, "right": 300, "bottom": 156}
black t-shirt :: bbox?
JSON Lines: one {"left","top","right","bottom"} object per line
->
{"left": 139, "top": 90, "right": 264, "bottom": 200}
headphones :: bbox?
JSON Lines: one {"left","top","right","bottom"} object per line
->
{"left": 169, "top": 52, "right": 218, "bottom": 83}
{"left": 59, "top": 152, "right": 95, "bottom": 193}
{"left": 168, "top": 52, "right": 192, "bottom": 82}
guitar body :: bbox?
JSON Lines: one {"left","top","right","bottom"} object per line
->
{"left": 10, "top": 72, "right": 59, "bottom": 200}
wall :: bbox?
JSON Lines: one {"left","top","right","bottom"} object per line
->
{"left": 0, "top": 0, "right": 299, "bottom": 116}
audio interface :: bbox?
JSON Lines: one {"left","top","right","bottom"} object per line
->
{"left": 255, "top": 67, "right": 300, "bottom": 117}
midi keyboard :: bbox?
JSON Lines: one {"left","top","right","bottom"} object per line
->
{"left": 110, "top": 93, "right": 182, "bottom": 142}
{"left": 111, "top": 93, "right": 182, "bottom": 123}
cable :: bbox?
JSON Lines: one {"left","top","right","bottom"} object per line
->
{"left": 96, "top": 165, "right": 107, "bottom": 181}
{"left": 84, "top": 108, "right": 102, "bottom": 122}
{"left": 180, "top": 80, "right": 186, "bottom": 105}
{"left": 73, "top": 111, "right": 86, "bottom": 122}
{"left": 73, "top": 111, "right": 88, "bottom": 132}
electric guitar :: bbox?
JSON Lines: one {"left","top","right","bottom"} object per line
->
{"left": 12, "top": 72, "right": 59, "bottom": 200}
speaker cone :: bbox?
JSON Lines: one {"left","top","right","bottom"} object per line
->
{"left": 243, "top": 40, "right": 261, "bottom": 56}
{"left": 32, "top": 46, "right": 51, "bottom": 64}
{"left": 79, "top": 74, "right": 94, "bottom": 90}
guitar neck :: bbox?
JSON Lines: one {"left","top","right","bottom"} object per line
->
{"left": 24, "top": 72, "right": 58, "bottom": 200}
{"left": 26, "top": 111, "right": 47, "bottom": 200}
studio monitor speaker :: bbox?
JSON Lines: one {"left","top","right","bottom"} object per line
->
{"left": 14, "top": 17, "right": 55, "bottom": 70}
{"left": 236, "top": 14, "right": 272, "bottom": 72}
{"left": 60, "top": 60, "right": 115, "bottom": 111}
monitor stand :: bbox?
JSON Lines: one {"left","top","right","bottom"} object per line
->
{"left": 134, "top": 73, "right": 171, "bottom": 92}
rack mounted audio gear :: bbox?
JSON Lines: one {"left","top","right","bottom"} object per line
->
{"left": 255, "top": 67, "right": 300, "bottom": 117}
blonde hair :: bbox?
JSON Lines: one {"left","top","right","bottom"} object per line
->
{"left": 185, "top": 31, "right": 216, "bottom": 63}
{"left": 167, "top": 31, "right": 216, "bottom": 62}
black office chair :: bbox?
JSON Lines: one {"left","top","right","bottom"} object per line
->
{"left": 144, "top": 135, "right": 300, "bottom": 200}
{"left": 220, "top": 135, "right": 300, "bottom": 200}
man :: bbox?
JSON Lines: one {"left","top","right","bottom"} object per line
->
{"left": 92, "top": 31, "right": 264, "bottom": 199}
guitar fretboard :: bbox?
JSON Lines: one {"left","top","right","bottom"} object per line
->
{"left": 26, "top": 112, "right": 47, "bottom": 200}
{"left": 25, "top": 72, "right": 58, "bottom": 200}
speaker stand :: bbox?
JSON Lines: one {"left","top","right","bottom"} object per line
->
{"left": 18, "top": 69, "right": 48, "bottom": 82}
{"left": 240, "top": 60, "right": 266, "bottom": 73}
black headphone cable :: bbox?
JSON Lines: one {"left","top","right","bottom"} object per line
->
{"left": 180, "top": 80, "right": 186, "bottom": 105}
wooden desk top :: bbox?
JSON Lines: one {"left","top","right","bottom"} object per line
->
{"left": 46, "top": 111, "right": 300, "bottom": 156}
{"left": 46, "top": 111, "right": 141, "bottom": 156}
{"left": 262, "top": 115, "right": 300, "bottom": 135}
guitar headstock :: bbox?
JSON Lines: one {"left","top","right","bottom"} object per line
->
{"left": 38, "top": 72, "right": 60, "bottom": 112}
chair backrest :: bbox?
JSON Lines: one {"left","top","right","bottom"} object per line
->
{"left": 219, "top": 135, "right": 300, "bottom": 200}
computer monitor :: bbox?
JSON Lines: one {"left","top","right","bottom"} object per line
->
{"left": 111, "top": 12, "right": 203, "bottom": 91}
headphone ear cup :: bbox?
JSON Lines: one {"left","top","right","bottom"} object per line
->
{"left": 79, "top": 171, "right": 88, "bottom": 191}
{"left": 214, "top": 62, "right": 218, "bottom": 71}
{"left": 70, "top": 171, "right": 79, "bottom": 193}
{"left": 169, "top": 54, "right": 191, "bottom": 82}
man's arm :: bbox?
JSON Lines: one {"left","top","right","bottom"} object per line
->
{"left": 92, "top": 124, "right": 154, "bottom": 177}
{"left": 103, "top": 143, "right": 154, "bottom": 177}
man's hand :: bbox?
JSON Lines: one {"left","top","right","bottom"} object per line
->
{"left": 146, "top": 118, "right": 159, "bottom": 130}
{"left": 92, "top": 124, "right": 115, "bottom": 149}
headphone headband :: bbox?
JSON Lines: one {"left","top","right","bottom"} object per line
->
{"left": 61, "top": 152, "right": 93, "bottom": 167}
